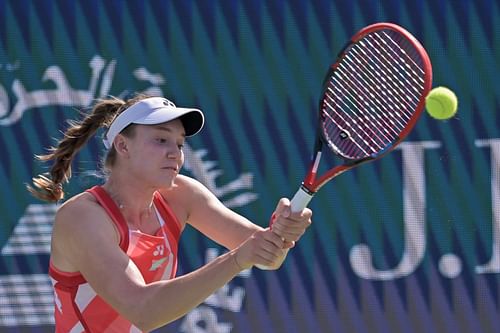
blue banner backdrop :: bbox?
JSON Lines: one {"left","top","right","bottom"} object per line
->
{"left": 0, "top": 1, "right": 499, "bottom": 332}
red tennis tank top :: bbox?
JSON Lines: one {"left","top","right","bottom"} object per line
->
{"left": 49, "top": 186, "right": 182, "bottom": 332}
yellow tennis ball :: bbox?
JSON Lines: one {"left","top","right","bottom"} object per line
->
{"left": 425, "top": 86, "right": 458, "bottom": 120}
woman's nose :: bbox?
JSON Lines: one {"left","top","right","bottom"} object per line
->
{"left": 167, "top": 147, "right": 182, "bottom": 159}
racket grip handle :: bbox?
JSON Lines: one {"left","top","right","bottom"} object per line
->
{"left": 290, "top": 186, "right": 314, "bottom": 212}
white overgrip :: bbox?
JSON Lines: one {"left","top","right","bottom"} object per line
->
{"left": 290, "top": 186, "right": 314, "bottom": 212}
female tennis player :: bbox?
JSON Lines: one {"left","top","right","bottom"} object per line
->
{"left": 29, "top": 95, "right": 312, "bottom": 332}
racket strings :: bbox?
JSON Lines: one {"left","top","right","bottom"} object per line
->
{"left": 322, "top": 29, "right": 427, "bottom": 160}
{"left": 345, "top": 43, "right": 416, "bottom": 131}
{"left": 345, "top": 34, "right": 422, "bottom": 126}
{"left": 379, "top": 31, "right": 426, "bottom": 86}
{"left": 331, "top": 65, "right": 403, "bottom": 144}
{"left": 325, "top": 84, "right": 390, "bottom": 155}
{"left": 325, "top": 70, "right": 405, "bottom": 156}
{"left": 325, "top": 64, "right": 406, "bottom": 156}
{"left": 362, "top": 33, "right": 424, "bottom": 109}
{"left": 352, "top": 31, "right": 425, "bottom": 109}
{"left": 322, "top": 96, "right": 374, "bottom": 157}
{"left": 350, "top": 43, "right": 418, "bottom": 121}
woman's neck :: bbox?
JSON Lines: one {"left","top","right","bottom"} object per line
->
{"left": 102, "top": 176, "right": 157, "bottom": 229}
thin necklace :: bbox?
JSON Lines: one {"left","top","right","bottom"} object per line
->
{"left": 107, "top": 189, "right": 154, "bottom": 213}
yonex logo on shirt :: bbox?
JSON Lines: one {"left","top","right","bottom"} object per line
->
{"left": 150, "top": 257, "right": 168, "bottom": 271}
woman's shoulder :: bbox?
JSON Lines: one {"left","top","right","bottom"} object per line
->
{"left": 54, "top": 189, "right": 120, "bottom": 243}
{"left": 174, "top": 174, "right": 202, "bottom": 187}
{"left": 157, "top": 175, "right": 211, "bottom": 219}
{"left": 57, "top": 190, "right": 97, "bottom": 212}
{"left": 51, "top": 190, "right": 120, "bottom": 273}
{"left": 55, "top": 191, "right": 109, "bottom": 228}
{"left": 159, "top": 174, "right": 205, "bottom": 197}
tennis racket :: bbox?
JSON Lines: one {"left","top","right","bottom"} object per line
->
{"left": 259, "top": 23, "right": 432, "bottom": 269}
{"left": 285, "top": 22, "right": 432, "bottom": 213}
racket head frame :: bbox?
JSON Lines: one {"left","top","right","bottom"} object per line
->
{"left": 301, "top": 22, "right": 433, "bottom": 195}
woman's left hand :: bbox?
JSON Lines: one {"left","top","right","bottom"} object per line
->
{"left": 269, "top": 198, "right": 312, "bottom": 248}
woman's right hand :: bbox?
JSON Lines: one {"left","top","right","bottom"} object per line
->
{"left": 233, "top": 228, "right": 287, "bottom": 270}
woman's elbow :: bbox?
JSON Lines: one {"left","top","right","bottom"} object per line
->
{"left": 121, "top": 293, "right": 181, "bottom": 332}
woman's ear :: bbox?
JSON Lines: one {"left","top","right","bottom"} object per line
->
{"left": 113, "top": 134, "right": 130, "bottom": 157}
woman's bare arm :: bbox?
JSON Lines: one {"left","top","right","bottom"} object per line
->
{"left": 51, "top": 197, "right": 286, "bottom": 332}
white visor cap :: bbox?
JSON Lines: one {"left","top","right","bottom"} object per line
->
{"left": 103, "top": 97, "right": 204, "bottom": 149}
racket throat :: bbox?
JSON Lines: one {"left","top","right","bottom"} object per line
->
{"left": 304, "top": 151, "right": 322, "bottom": 186}
{"left": 296, "top": 151, "right": 321, "bottom": 211}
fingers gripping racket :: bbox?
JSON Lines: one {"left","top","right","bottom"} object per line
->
{"left": 287, "top": 22, "right": 432, "bottom": 213}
